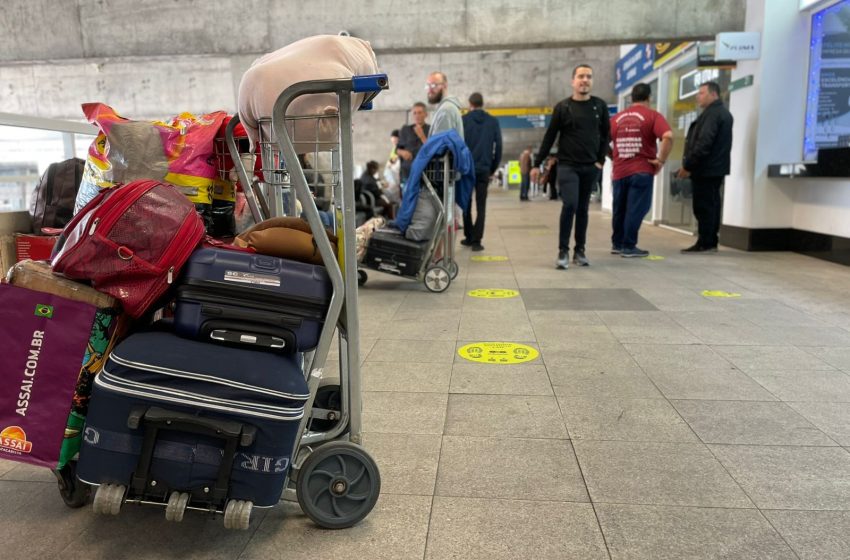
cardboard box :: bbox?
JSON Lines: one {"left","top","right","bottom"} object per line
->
{"left": 15, "top": 234, "right": 58, "bottom": 262}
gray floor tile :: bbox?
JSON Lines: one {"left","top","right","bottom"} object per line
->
{"left": 362, "top": 392, "right": 448, "bottom": 435}
{"left": 362, "top": 361, "right": 452, "bottom": 393}
{"left": 710, "top": 444, "right": 850, "bottom": 509}
{"left": 541, "top": 342, "right": 638, "bottom": 368}
{"left": 596, "top": 310, "right": 680, "bottom": 327}
{"left": 552, "top": 371, "right": 664, "bottom": 399}
{"left": 0, "top": 459, "right": 17, "bottom": 477}
{"left": 763, "top": 510, "right": 850, "bottom": 560}
{"left": 681, "top": 323, "right": 779, "bottom": 345}
{"left": 425, "top": 497, "right": 608, "bottom": 560}
{"left": 573, "top": 440, "right": 753, "bottom": 508}
{"left": 787, "top": 401, "right": 850, "bottom": 445}
{"left": 449, "top": 363, "right": 553, "bottom": 395}
{"left": 361, "top": 318, "right": 459, "bottom": 341}
{"left": 391, "top": 307, "right": 462, "bottom": 322}
{"left": 444, "top": 394, "right": 568, "bottom": 438}
{"left": 645, "top": 366, "right": 778, "bottom": 401}
{"left": 764, "top": 326, "right": 850, "bottom": 347}
{"left": 522, "top": 288, "right": 657, "bottom": 311}
{"left": 534, "top": 324, "right": 619, "bottom": 346}
{"left": 435, "top": 436, "right": 587, "bottom": 502}
{"left": 558, "top": 397, "right": 699, "bottom": 442}
{"left": 609, "top": 325, "right": 702, "bottom": 344}
{"left": 712, "top": 345, "right": 836, "bottom": 371}
{"left": 748, "top": 371, "right": 850, "bottom": 402}
{"left": 528, "top": 309, "right": 606, "bottom": 326}
{"left": 361, "top": 433, "right": 441, "bottom": 495}
{"left": 0, "top": 461, "right": 57, "bottom": 482}
{"left": 802, "top": 346, "right": 850, "bottom": 371}
{"left": 457, "top": 310, "right": 536, "bottom": 341}
{"left": 366, "top": 339, "right": 457, "bottom": 363}
{"left": 673, "top": 400, "right": 836, "bottom": 445}
{"left": 626, "top": 343, "right": 732, "bottom": 370}
{"left": 596, "top": 504, "right": 796, "bottom": 560}
{"left": 240, "top": 494, "right": 431, "bottom": 560}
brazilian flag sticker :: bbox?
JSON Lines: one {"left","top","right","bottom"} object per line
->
{"left": 34, "top": 304, "right": 54, "bottom": 318}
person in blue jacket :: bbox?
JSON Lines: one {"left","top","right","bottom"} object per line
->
{"left": 461, "top": 93, "right": 502, "bottom": 251}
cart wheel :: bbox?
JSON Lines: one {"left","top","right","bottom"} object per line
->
{"left": 311, "top": 384, "right": 342, "bottom": 432}
{"left": 223, "top": 499, "right": 252, "bottom": 530}
{"left": 357, "top": 269, "right": 368, "bottom": 286}
{"left": 165, "top": 491, "right": 190, "bottom": 522}
{"left": 296, "top": 441, "right": 381, "bottom": 529}
{"left": 92, "top": 483, "right": 125, "bottom": 515}
{"left": 424, "top": 266, "right": 451, "bottom": 293}
{"left": 55, "top": 461, "right": 90, "bottom": 508}
{"left": 436, "top": 259, "right": 459, "bottom": 279}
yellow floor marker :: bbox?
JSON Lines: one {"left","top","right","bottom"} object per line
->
{"left": 458, "top": 342, "right": 539, "bottom": 364}
{"left": 468, "top": 289, "right": 519, "bottom": 299}
{"left": 644, "top": 255, "right": 665, "bottom": 261}
{"left": 701, "top": 290, "right": 742, "bottom": 298}
{"left": 470, "top": 255, "right": 509, "bottom": 262}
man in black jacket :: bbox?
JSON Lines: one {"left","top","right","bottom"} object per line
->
{"left": 532, "top": 64, "right": 610, "bottom": 269}
{"left": 461, "top": 92, "right": 503, "bottom": 251}
{"left": 677, "top": 81, "right": 734, "bottom": 253}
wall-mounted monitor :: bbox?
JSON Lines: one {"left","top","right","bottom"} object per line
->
{"left": 804, "top": 0, "right": 850, "bottom": 160}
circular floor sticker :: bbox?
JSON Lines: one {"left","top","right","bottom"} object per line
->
{"left": 702, "top": 290, "right": 742, "bottom": 298}
{"left": 644, "top": 255, "right": 665, "bottom": 261}
{"left": 458, "top": 342, "right": 539, "bottom": 364}
{"left": 468, "top": 289, "right": 519, "bottom": 299}
{"left": 470, "top": 255, "right": 509, "bottom": 262}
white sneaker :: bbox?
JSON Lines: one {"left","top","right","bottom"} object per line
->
{"left": 556, "top": 251, "right": 569, "bottom": 270}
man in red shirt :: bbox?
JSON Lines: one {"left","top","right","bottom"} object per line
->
{"left": 609, "top": 83, "right": 673, "bottom": 257}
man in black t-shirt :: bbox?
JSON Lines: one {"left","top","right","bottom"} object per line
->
{"left": 397, "top": 102, "right": 431, "bottom": 185}
{"left": 532, "top": 64, "right": 610, "bottom": 270}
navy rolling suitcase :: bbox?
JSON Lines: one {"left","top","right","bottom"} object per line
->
{"left": 76, "top": 331, "right": 309, "bottom": 507}
{"left": 174, "top": 247, "right": 332, "bottom": 353}
{"left": 363, "top": 230, "right": 428, "bottom": 277}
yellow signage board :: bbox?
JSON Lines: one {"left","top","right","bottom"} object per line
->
{"left": 458, "top": 342, "right": 539, "bottom": 364}
{"left": 468, "top": 289, "right": 520, "bottom": 299}
{"left": 507, "top": 160, "right": 521, "bottom": 184}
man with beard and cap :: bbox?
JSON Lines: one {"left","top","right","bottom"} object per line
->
{"left": 426, "top": 71, "right": 464, "bottom": 139}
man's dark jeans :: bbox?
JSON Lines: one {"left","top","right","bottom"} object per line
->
{"left": 557, "top": 163, "right": 598, "bottom": 253}
{"left": 612, "top": 173, "right": 654, "bottom": 250}
{"left": 691, "top": 175, "right": 724, "bottom": 248}
{"left": 463, "top": 173, "right": 490, "bottom": 244}
{"left": 520, "top": 172, "right": 530, "bottom": 199}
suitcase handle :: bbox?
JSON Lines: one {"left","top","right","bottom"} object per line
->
{"left": 127, "top": 406, "right": 257, "bottom": 503}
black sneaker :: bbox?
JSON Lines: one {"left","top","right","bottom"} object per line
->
{"left": 681, "top": 243, "right": 710, "bottom": 253}
{"left": 471, "top": 244, "right": 485, "bottom": 252}
{"left": 573, "top": 250, "right": 589, "bottom": 266}
{"left": 460, "top": 239, "right": 473, "bottom": 247}
{"left": 611, "top": 246, "right": 622, "bottom": 255}
{"left": 621, "top": 247, "right": 650, "bottom": 258}
{"left": 556, "top": 251, "right": 569, "bottom": 269}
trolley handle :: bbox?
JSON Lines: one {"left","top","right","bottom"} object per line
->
{"left": 352, "top": 74, "right": 390, "bottom": 110}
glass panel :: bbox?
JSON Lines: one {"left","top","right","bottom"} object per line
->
{"left": 74, "top": 133, "right": 96, "bottom": 160}
{"left": 660, "top": 63, "right": 731, "bottom": 232}
{"left": 0, "top": 126, "right": 67, "bottom": 212}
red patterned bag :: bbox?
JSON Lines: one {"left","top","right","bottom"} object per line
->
{"left": 52, "top": 179, "right": 205, "bottom": 318}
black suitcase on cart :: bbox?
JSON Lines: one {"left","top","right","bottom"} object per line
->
{"left": 76, "top": 331, "right": 309, "bottom": 508}
{"left": 363, "top": 230, "right": 428, "bottom": 278}
{"left": 174, "top": 247, "right": 332, "bottom": 353}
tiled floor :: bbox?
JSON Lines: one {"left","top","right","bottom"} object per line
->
{"left": 4, "top": 189, "right": 850, "bottom": 559}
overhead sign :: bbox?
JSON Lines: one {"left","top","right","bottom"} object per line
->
{"left": 489, "top": 107, "right": 552, "bottom": 129}
{"left": 615, "top": 44, "right": 656, "bottom": 93}
{"left": 654, "top": 42, "right": 693, "bottom": 69}
{"left": 679, "top": 68, "right": 720, "bottom": 99}
{"left": 715, "top": 32, "right": 762, "bottom": 60}
{"left": 458, "top": 342, "right": 539, "bottom": 364}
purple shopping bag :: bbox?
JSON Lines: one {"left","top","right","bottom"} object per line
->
{"left": 0, "top": 283, "right": 96, "bottom": 468}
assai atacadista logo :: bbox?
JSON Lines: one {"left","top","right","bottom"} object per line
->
{"left": 0, "top": 426, "right": 33, "bottom": 454}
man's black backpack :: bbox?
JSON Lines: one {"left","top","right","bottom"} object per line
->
{"left": 29, "top": 158, "right": 85, "bottom": 232}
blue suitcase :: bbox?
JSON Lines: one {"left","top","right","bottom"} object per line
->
{"left": 76, "top": 331, "right": 309, "bottom": 507}
{"left": 173, "top": 247, "right": 332, "bottom": 353}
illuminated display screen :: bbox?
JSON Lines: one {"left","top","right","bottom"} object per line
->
{"left": 804, "top": 0, "right": 850, "bottom": 160}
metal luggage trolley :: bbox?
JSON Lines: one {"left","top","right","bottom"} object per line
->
{"left": 358, "top": 154, "right": 460, "bottom": 293}
{"left": 220, "top": 74, "right": 389, "bottom": 529}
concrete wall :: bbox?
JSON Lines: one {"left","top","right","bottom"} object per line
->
{"left": 726, "top": 0, "right": 850, "bottom": 239}
{"left": 1, "top": 0, "right": 745, "bottom": 62}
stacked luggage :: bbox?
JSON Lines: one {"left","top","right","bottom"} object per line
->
{"left": 1, "top": 46, "right": 388, "bottom": 531}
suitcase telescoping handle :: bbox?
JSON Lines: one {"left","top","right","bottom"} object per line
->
{"left": 127, "top": 406, "right": 257, "bottom": 503}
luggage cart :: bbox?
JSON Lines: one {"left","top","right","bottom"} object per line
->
{"left": 358, "top": 155, "right": 459, "bottom": 293}
{"left": 78, "top": 74, "right": 389, "bottom": 531}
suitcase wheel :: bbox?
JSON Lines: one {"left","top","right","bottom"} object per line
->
{"left": 92, "top": 483, "right": 125, "bottom": 515}
{"left": 296, "top": 441, "right": 381, "bottom": 529}
{"left": 223, "top": 499, "right": 253, "bottom": 530}
{"left": 55, "top": 461, "right": 91, "bottom": 509}
{"left": 357, "top": 269, "right": 368, "bottom": 286}
{"left": 424, "top": 266, "right": 451, "bottom": 293}
{"left": 165, "top": 491, "right": 190, "bottom": 522}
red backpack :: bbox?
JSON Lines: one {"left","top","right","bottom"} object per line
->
{"left": 52, "top": 180, "right": 205, "bottom": 318}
